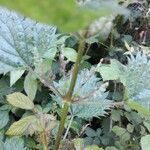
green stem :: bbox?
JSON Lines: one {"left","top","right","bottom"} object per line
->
{"left": 53, "top": 102, "right": 69, "bottom": 150}
{"left": 65, "top": 35, "right": 86, "bottom": 101}
{"left": 53, "top": 33, "right": 86, "bottom": 150}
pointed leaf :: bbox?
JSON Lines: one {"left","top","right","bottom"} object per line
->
{"left": 0, "top": 110, "right": 9, "bottom": 129}
{"left": 10, "top": 69, "right": 25, "bottom": 86}
{"left": 0, "top": 7, "right": 58, "bottom": 74}
{"left": 24, "top": 72, "right": 37, "bottom": 100}
{"left": 7, "top": 92, "right": 34, "bottom": 110}
{"left": 6, "top": 115, "right": 38, "bottom": 136}
{"left": 63, "top": 47, "right": 77, "bottom": 62}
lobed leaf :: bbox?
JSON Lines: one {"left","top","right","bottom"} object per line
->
{"left": 97, "top": 51, "right": 150, "bottom": 116}
{"left": 53, "top": 69, "right": 112, "bottom": 119}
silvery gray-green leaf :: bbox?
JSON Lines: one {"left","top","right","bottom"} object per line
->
{"left": 97, "top": 51, "right": 150, "bottom": 115}
{"left": 53, "top": 69, "right": 112, "bottom": 119}
{"left": 0, "top": 137, "right": 27, "bottom": 150}
{"left": 123, "top": 52, "right": 150, "bottom": 115}
{"left": 0, "top": 110, "right": 9, "bottom": 129}
{"left": 0, "top": 7, "right": 58, "bottom": 74}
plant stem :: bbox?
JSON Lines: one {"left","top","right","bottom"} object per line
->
{"left": 53, "top": 32, "right": 86, "bottom": 150}
{"left": 40, "top": 130, "right": 48, "bottom": 150}
{"left": 65, "top": 35, "right": 86, "bottom": 101}
{"left": 53, "top": 102, "right": 69, "bottom": 150}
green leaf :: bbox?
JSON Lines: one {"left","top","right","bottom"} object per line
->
{"left": 97, "top": 52, "right": 150, "bottom": 115}
{"left": 96, "top": 59, "right": 125, "bottom": 83}
{"left": 112, "top": 126, "right": 130, "bottom": 143}
{"left": 10, "top": 69, "right": 25, "bottom": 86}
{"left": 85, "top": 145, "right": 103, "bottom": 150}
{"left": 53, "top": 69, "right": 112, "bottom": 119}
{"left": 105, "top": 147, "right": 118, "bottom": 150}
{"left": 0, "top": 110, "right": 9, "bottom": 129}
{"left": 0, "top": 7, "right": 58, "bottom": 74}
{"left": 6, "top": 115, "right": 39, "bottom": 136}
{"left": 63, "top": 47, "right": 77, "bottom": 62}
{"left": 143, "top": 121, "right": 150, "bottom": 132}
{"left": 85, "top": 127, "right": 96, "bottom": 137}
{"left": 74, "top": 138, "right": 84, "bottom": 150}
{"left": 112, "top": 126, "right": 126, "bottom": 137}
{"left": 24, "top": 72, "right": 37, "bottom": 100}
{"left": 127, "top": 100, "right": 150, "bottom": 116}
{"left": 111, "top": 110, "right": 121, "bottom": 121}
{"left": 127, "top": 124, "right": 134, "bottom": 133}
{"left": 1, "top": 137, "right": 27, "bottom": 150}
{"left": 7, "top": 92, "right": 34, "bottom": 110}
{"left": 141, "top": 135, "right": 150, "bottom": 150}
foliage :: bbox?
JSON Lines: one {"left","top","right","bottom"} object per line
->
{"left": 0, "top": 136, "right": 27, "bottom": 150}
{"left": 0, "top": 0, "right": 149, "bottom": 150}
{"left": 53, "top": 69, "right": 112, "bottom": 119}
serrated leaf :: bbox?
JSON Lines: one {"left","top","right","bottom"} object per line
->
{"left": 0, "top": 110, "right": 9, "bottom": 129}
{"left": 53, "top": 69, "right": 112, "bottom": 119}
{"left": 63, "top": 47, "right": 77, "bottom": 62}
{"left": 7, "top": 92, "right": 34, "bottom": 110}
{"left": 24, "top": 72, "right": 37, "bottom": 100}
{"left": 141, "top": 135, "right": 150, "bottom": 150}
{"left": 97, "top": 51, "right": 150, "bottom": 115}
{"left": 0, "top": 7, "right": 58, "bottom": 74}
{"left": 6, "top": 115, "right": 39, "bottom": 136}
{"left": 10, "top": 69, "right": 25, "bottom": 86}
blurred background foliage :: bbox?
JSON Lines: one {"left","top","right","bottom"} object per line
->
{"left": 0, "top": 0, "right": 98, "bottom": 32}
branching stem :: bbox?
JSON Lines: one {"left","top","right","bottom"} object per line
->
{"left": 53, "top": 32, "right": 86, "bottom": 150}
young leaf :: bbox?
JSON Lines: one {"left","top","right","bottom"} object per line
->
{"left": 24, "top": 72, "right": 37, "bottom": 101}
{"left": 10, "top": 69, "right": 25, "bottom": 86}
{"left": 141, "top": 135, "right": 150, "bottom": 150}
{"left": 6, "top": 115, "right": 40, "bottom": 136}
{"left": 96, "top": 59, "right": 125, "bottom": 83}
{"left": 63, "top": 47, "right": 77, "bottom": 62}
{"left": 7, "top": 92, "right": 34, "bottom": 110}
{"left": 0, "top": 7, "right": 58, "bottom": 74}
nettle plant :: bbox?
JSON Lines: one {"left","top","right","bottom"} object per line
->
{"left": 0, "top": 0, "right": 150, "bottom": 150}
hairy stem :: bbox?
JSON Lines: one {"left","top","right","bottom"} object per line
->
{"left": 53, "top": 33, "right": 86, "bottom": 150}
